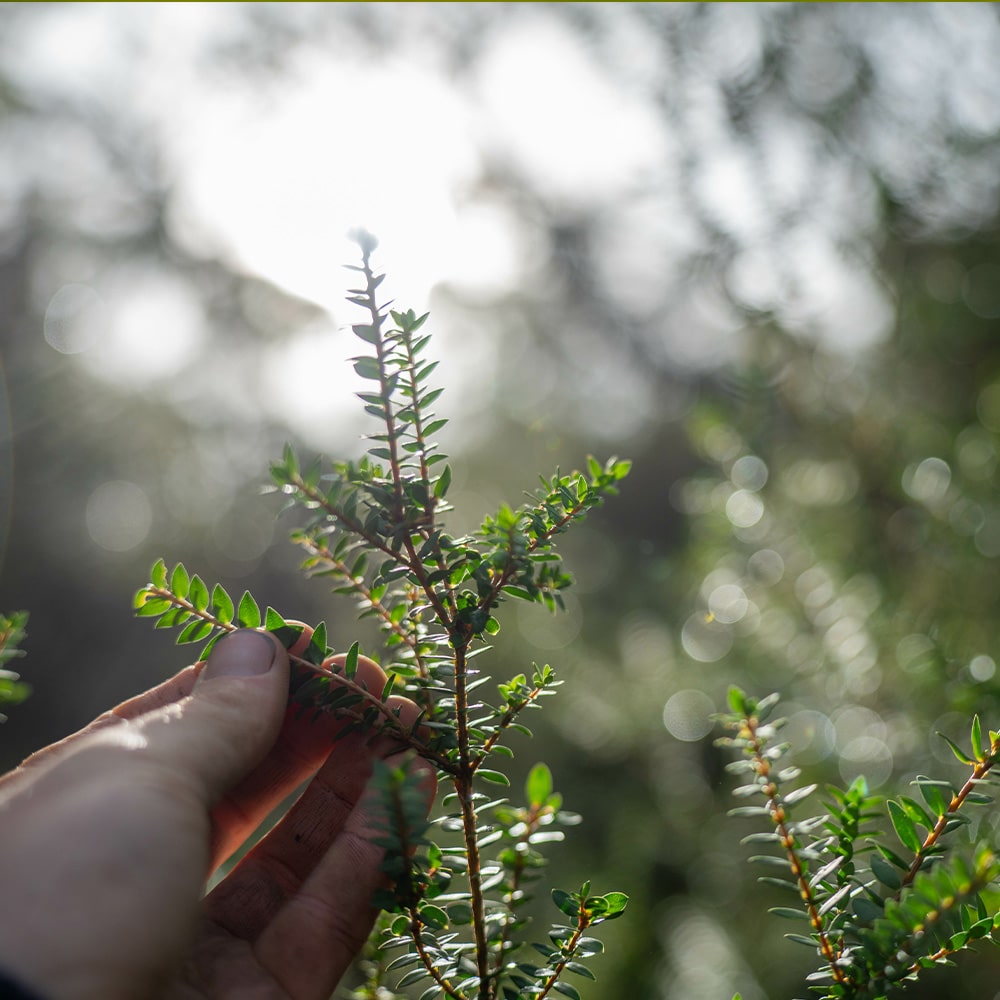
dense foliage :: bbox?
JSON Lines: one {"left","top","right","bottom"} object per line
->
{"left": 5, "top": 6, "right": 1000, "bottom": 998}
{"left": 135, "top": 239, "right": 629, "bottom": 999}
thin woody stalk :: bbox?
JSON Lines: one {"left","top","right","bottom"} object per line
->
{"left": 739, "top": 712, "right": 848, "bottom": 984}
{"left": 136, "top": 239, "right": 631, "bottom": 999}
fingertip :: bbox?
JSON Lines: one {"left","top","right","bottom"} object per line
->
{"left": 198, "top": 629, "right": 286, "bottom": 682}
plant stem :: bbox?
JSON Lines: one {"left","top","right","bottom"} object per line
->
{"left": 490, "top": 802, "right": 545, "bottom": 985}
{"left": 408, "top": 908, "right": 466, "bottom": 1000}
{"left": 474, "top": 683, "right": 545, "bottom": 769}
{"left": 295, "top": 534, "right": 427, "bottom": 674}
{"left": 903, "top": 737, "right": 1000, "bottom": 887}
{"left": 452, "top": 639, "right": 491, "bottom": 999}
{"left": 289, "top": 473, "right": 455, "bottom": 629}
{"left": 535, "top": 916, "right": 587, "bottom": 1000}
{"left": 142, "top": 585, "right": 455, "bottom": 771}
{"left": 742, "top": 714, "right": 849, "bottom": 986}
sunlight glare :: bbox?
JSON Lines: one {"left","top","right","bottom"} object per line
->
{"left": 167, "top": 57, "right": 485, "bottom": 314}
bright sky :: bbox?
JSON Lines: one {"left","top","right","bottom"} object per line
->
{"left": 10, "top": 4, "right": 676, "bottom": 444}
{"left": 7, "top": 2, "right": 908, "bottom": 447}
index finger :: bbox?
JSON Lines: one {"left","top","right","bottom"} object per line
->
{"left": 207, "top": 647, "right": 412, "bottom": 868}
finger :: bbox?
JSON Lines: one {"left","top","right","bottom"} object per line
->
{"left": 204, "top": 694, "right": 425, "bottom": 930}
{"left": 207, "top": 649, "right": 395, "bottom": 866}
{"left": 0, "top": 664, "right": 204, "bottom": 792}
{"left": 0, "top": 618, "right": 320, "bottom": 786}
{"left": 125, "top": 629, "right": 291, "bottom": 807}
{"left": 253, "top": 751, "right": 437, "bottom": 1000}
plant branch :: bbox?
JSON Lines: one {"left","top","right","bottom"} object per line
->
{"left": 490, "top": 802, "right": 546, "bottom": 987}
{"left": 741, "top": 713, "right": 850, "bottom": 985}
{"left": 535, "top": 917, "right": 587, "bottom": 1000}
{"left": 903, "top": 737, "right": 1000, "bottom": 888}
{"left": 473, "top": 684, "right": 546, "bottom": 770}
{"left": 408, "top": 908, "right": 468, "bottom": 1000}
{"left": 140, "top": 585, "right": 455, "bottom": 772}
{"left": 288, "top": 473, "right": 455, "bottom": 630}
{"left": 294, "top": 534, "right": 428, "bottom": 675}
{"left": 452, "top": 640, "right": 491, "bottom": 999}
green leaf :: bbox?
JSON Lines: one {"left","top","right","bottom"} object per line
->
{"left": 176, "top": 619, "right": 215, "bottom": 644}
{"left": 150, "top": 558, "right": 168, "bottom": 588}
{"left": 939, "top": 731, "right": 977, "bottom": 765}
{"left": 888, "top": 800, "right": 923, "bottom": 854}
{"left": 526, "top": 763, "right": 553, "bottom": 807}
{"left": 213, "top": 585, "right": 235, "bottom": 625}
{"left": 564, "top": 962, "right": 596, "bottom": 980}
{"left": 871, "top": 854, "right": 903, "bottom": 890}
{"left": 552, "top": 983, "right": 581, "bottom": 1000}
{"left": 599, "top": 891, "right": 629, "bottom": 919}
{"left": 900, "top": 796, "right": 935, "bottom": 831}
{"left": 170, "top": 563, "right": 190, "bottom": 599}
{"left": 344, "top": 640, "right": 360, "bottom": 679}
{"left": 353, "top": 356, "right": 382, "bottom": 380}
{"left": 915, "top": 776, "right": 950, "bottom": 817}
{"left": 972, "top": 714, "right": 985, "bottom": 762}
{"left": 189, "top": 575, "right": 209, "bottom": 613}
{"left": 552, "top": 889, "right": 580, "bottom": 918}
{"left": 727, "top": 686, "right": 748, "bottom": 715}
{"left": 135, "top": 594, "right": 172, "bottom": 617}
{"left": 434, "top": 464, "right": 452, "bottom": 499}
{"left": 380, "top": 674, "right": 395, "bottom": 700}
{"left": 237, "top": 591, "right": 261, "bottom": 629}
{"left": 199, "top": 631, "right": 224, "bottom": 661}
{"left": 477, "top": 769, "right": 510, "bottom": 786}
{"left": 352, "top": 323, "right": 379, "bottom": 344}
{"left": 264, "top": 606, "right": 285, "bottom": 631}
{"left": 782, "top": 935, "right": 817, "bottom": 949}
{"left": 417, "top": 903, "right": 448, "bottom": 930}
{"left": 852, "top": 896, "right": 884, "bottom": 923}
{"left": 309, "top": 621, "right": 328, "bottom": 660}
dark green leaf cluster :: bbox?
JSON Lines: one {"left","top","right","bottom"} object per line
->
{"left": 0, "top": 610, "right": 30, "bottom": 712}
{"left": 372, "top": 765, "right": 624, "bottom": 1000}
{"left": 136, "top": 237, "right": 629, "bottom": 999}
{"left": 718, "top": 689, "right": 1000, "bottom": 999}
{"left": 135, "top": 559, "right": 332, "bottom": 666}
{"left": 134, "top": 561, "right": 430, "bottom": 754}
{"left": 476, "top": 458, "right": 631, "bottom": 616}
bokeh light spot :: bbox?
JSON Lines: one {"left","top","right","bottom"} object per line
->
{"left": 43, "top": 283, "right": 106, "bottom": 355}
{"left": 516, "top": 591, "right": 582, "bottom": 650}
{"left": 747, "top": 548, "right": 784, "bottom": 585}
{"left": 956, "top": 426, "right": 997, "bottom": 480}
{"left": 681, "top": 612, "right": 732, "bottom": 663}
{"left": 708, "top": 583, "right": 748, "bottom": 624}
{"left": 838, "top": 736, "right": 893, "bottom": 789}
{"left": 85, "top": 480, "right": 152, "bottom": 552}
{"left": 730, "top": 455, "right": 768, "bottom": 492}
{"left": 896, "top": 633, "right": 937, "bottom": 674}
{"left": 970, "top": 654, "right": 996, "bottom": 682}
{"left": 663, "top": 689, "right": 716, "bottom": 742}
{"left": 977, "top": 382, "right": 1000, "bottom": 433}
{"left": 902, "top": 456, "right": 951, "bottom": 506}
{"left": 725, "top": 489, "right": 764, "bottom": 528}
{"left": 782, "top": 710, "right": 836, "bottom": 765}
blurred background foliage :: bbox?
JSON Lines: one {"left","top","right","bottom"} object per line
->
{"left": 3, "top": 4, "right": 1000, "bottom": 998}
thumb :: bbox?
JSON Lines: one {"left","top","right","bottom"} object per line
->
{"left": 135, "top": 629, "right": 291, "bottom": 805}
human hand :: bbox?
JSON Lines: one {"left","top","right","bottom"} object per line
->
{"left": 0, "top": 628, "right": 435, "bottom": 1000}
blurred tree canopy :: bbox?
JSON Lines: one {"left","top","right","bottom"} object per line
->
{"left": 3, "top": 4, "right": 1000, "bottom": 998}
